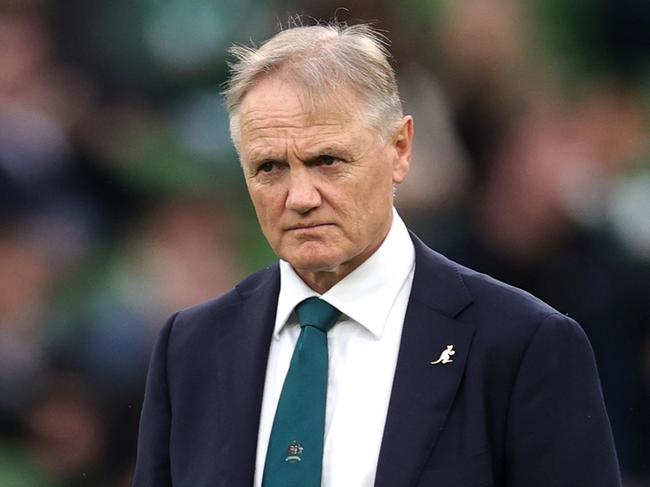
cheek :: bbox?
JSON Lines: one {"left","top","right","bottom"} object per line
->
{"left": 354, "top": 171, "right": 394, "bottom": 233}
{"left": 354, "top": 165, "right": 393, "bottom": 206}
{"left": 248, "top": 187, "right": 276, "bottom": 224}
{"left": 249, "top": 188, "right": 282, "bottom": 231}
{"left": 336, "top": 186, "right": 386, "bottom": 240}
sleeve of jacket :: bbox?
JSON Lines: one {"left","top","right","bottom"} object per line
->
{"left": 505, "top": 313, "right": 622, "bottom": 486}
{"left": 132, "top": 313, "right": 178, "bottom": 487}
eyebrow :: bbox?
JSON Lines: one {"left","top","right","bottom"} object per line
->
{"left": 246, "top": 149, "right": 285, "bottom": 166}
{"left": 246, "top": 144, "right": 353, "bottom": 166}
{"left": 299, "top": 145, "right": 353, "bottom": 161}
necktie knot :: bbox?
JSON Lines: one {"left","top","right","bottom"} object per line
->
{"left": 295, "top": 297, "right": 341, "bottom": 333}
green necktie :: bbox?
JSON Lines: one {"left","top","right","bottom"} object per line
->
{"left": 262, "top": 297, "right": 341, "bottom": 487}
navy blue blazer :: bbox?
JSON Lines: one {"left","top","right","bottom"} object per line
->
{"left": 133, "top": 234, "right": 621, "bottom": 486}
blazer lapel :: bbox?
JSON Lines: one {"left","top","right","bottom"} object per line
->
{"left": 214, "top": 265, "right": 280, "bottom": 485}
{"left": 374, "top": 236, "right": 475, "bottom": 487}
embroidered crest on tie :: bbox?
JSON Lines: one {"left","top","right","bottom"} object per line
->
{"left": 262, "top": 297, "right": 341, "bottom": 487}
{"left": 431, "top": 345, "right": 456, "bottom": 364}
{"left": 285, "top": 441, "right": 304, "bottom": 463}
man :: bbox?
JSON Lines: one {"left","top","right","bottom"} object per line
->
{"left": 133, "top": 22, "right": 621, "bottom": 487}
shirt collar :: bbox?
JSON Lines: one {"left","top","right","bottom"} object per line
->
{"left": 274, "top": 208, "right": 415, "bottom": 339}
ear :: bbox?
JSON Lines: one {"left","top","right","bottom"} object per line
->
{"left": 391, "top": 115, "right": 413, "bottom": 184}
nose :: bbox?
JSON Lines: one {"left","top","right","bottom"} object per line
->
{"left": 285, "top": 169, "right": 322, "bottom": 214}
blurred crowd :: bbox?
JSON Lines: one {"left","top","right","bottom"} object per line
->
{"left": 0, "top": 0, "right": 648, "bottom": 485}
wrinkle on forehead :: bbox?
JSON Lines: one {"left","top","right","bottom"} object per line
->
{"left": 241, "top": 111, "right": 349, "bottom": 138}
{"left": 239, "top": 76, "right": 370, "bottom": 162}
{"left": 239, "top": 75, "right": 361, "bottom": 131}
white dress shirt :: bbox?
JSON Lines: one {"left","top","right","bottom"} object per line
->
{"left": 254, "top": 208, "right": 416, "bottom": 487}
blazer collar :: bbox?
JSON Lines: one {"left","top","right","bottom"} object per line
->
{"left": 407, "top": 231, "right": 473, "bottom": 318}
{"left": 374, "top": 233, "right": 476, "bottom": 487}
{"left": 213, "top": 264, "right": 280, "bottom": 485}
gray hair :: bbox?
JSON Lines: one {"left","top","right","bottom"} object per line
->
{"left": 222, "top": 21, "right": 404, "bottom": 150}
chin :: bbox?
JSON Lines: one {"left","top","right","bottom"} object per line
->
{"left": 287, "top": 255, "right": 340, "bottom": 273}
{"left": 282, "top": 246, "right": 345, "bottom": 274}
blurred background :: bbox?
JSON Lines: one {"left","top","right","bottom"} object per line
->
{"left": 0, "top": 0, "right": 648, "bottom": 485}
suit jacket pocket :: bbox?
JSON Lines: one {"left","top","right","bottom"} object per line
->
{"left": 417, "top": 449, "right": 493, "bottom": 487}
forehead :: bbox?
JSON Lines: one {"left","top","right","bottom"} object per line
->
{"left": 238, "top": 75, "right": 366, "bottom": 149}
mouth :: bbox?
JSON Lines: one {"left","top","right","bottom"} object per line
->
{"left": 285, "top": 223, "right": 334, "bottom": 232}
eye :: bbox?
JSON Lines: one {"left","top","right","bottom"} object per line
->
{"left": 259, "top": 161, "right": 277, "bottom": 173}
{"left": 318, "top": 155, "right": 339, "bottom": 166}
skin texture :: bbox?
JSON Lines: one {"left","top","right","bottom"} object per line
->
{"left": 239, "top": 75, "right": 413, "bottom": 293}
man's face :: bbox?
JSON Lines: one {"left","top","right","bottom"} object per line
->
{"left": 238, "top": 75, "right": 412, "bottom": 288}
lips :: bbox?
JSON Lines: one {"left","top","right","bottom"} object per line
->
{"left": 285, "top": 223, "right": 333, "bottom": 231}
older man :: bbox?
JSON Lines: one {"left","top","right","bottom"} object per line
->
{"left": 133, "top": 23, "right": 621, "bottom": 487}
